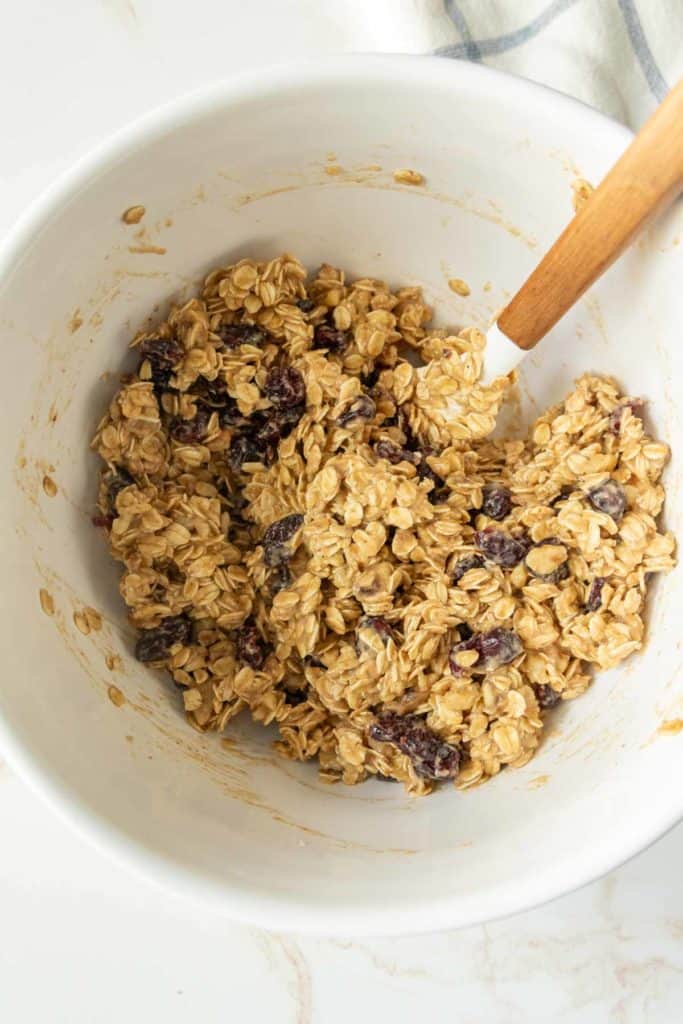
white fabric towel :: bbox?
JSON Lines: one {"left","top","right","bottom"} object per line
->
{"left": 351, "top": 0, "right": 683, "bottom": 128}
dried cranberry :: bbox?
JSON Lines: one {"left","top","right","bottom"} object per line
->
{"left": 236, "top": 619, "right": 268, "bottom": 669}
{"left": 534, "top": 684, "right": 562, "bottom": 710}
{"left": 269, "top": 565, "right": 292, "bottom": 595}
{"left": 451, "top": 554, "right": 485, "bottom": 584}
{"left": 313, "top": 322, "right": 350, "bottom": 355}
{"left": 374, "top": 440, "right": 420, "bottom": 466}
{"left": 475, "top": 528, "right": 530, "bottom": 568}
{"left": 369, "top": 712, "right": 461, "bottom": 781}
{"left": 480, "top": 484, "right": 512, "bottom": 521}
{"left": 135, "top": 615, "right": 193, "bottom": 663}
{"left": 608, "top": 399, "right": 644, "bottom": 435}
{"left": 263, "top": 513, "right": 304, "bottom": 566}
{"left": 337, "top": 394, "right": 376, "bottom": 428}
{"left": 524, "top": 538, "right": 570, "bottom": 584}
{"left": 449, "top": 627, "right": 523, "bottom": 676}
{"left": 587, "top": 479, "right": 627, "bottom": 521}
{"left": 168, "top": 407, "right": 211, "bottom": 443}
{"left": 586, "top": 577, "right": 606, "bottom": 612}
{"left": 356, "top": 616, "right": 394, "bottom": 654}
{"left": 264, "top": 366, "right": 306, "bottom": 409}
{"left": 218, "top": 323, "right": 267, "bottom": 348}
{"left": 92, "top": 513, "right": 114, "bottom": 529}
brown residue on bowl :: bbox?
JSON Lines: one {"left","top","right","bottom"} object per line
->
{"left": 42, "top": 474, "right": 58, "bottom": 497}
{"left": 658, "top": 718, "right": 683, "bottom": 735}
{"left": 39, "top": 588, "right": 55, "bottom": 616}
{"left": 105, "top": 652, "right": 123, "bottom": 671}
{"left": 122, "top": 205, "right": 146, "bottom": 225}
{"left": 324, "top": 165, "right": 343, "bottom": 176}
{"left": 571, "top": 177, "right": 595, "bottom": 214}
{"left": 128, "top": 244, "right": 167, "bottom": 256}
{"left": 393, "top": 168, "right": 425, "bottom": 186}
{"left": 68, "top": 310, "right": 84, "bottom": 334}
{"left": 108, "top": 685, "right": 126, "bottom": 708}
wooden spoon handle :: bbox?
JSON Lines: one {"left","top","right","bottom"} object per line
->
{"left": 497, "top": 79, "right": 683, "bottom": 351}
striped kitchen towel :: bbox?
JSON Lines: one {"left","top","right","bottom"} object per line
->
{"left": 433, "top": 0, "right": 683, "bottom": 126}
{"left": 361, "top": 0, "right": 683, "bottom": 128}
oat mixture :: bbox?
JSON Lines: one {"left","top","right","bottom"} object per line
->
{"left": 91, "top": 254, "right": 675, "bottom": 794}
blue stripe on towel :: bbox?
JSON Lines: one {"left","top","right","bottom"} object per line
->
{"left": 616, "top": 0, "right": 668, "bottom": 100}
{"left": 438, "top": 0, "right": 580, "bottom": 59}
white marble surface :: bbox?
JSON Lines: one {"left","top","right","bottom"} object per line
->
{"left": 2, "top": 3, "right": 683, "bottom": 1021}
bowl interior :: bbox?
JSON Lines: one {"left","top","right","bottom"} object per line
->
{"left": 1, "top": 58, "right": 683, "bottom": 933}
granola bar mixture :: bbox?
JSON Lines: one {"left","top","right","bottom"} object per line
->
{"left": 91, "top": 254, "right": 675, "bottom": 794}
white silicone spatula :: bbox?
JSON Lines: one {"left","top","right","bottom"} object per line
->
{"left": 480, "top": 78, "right": 683, "bottom": 384}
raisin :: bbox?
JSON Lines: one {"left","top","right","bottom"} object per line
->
{"left": 451, "top": 554, "right": 485, "bottom": 584}
{"left": 373, "top": 440, "right": 420, "bottom": 466}
{"left": 139, "top": 337, "right": 183, "bottom": 370}
{"left": 296, "top": 298, "right": 315, "bottom": 313}
{"left": 155, "top": 559, "right": 185, "bottom": 584}
{"left": 586, "top": 577, "right": 606, "bottom": 612}
{"left": 608, "top": 399, "right": 644, "bottom": 435}
{"left": 192, "top": 375, "right": 231, "bottom": 409}
{"left": 253, "top": 405, "right": 304, "bottom": 447}
{"left": 283, "top": 688, "right": 308, "bottom": 706}
{"left": 549, "top": 486, "right": 573, "bottom": 508}
{"left": 236, "top": 619, "right": 268, "bottom": 670}
{"left": 218, "top": 398, "right": 250, "bottom": 428}
{"left": 475, "top": 527, "right": 530, "bottom": 568}
{"left": 263, "top": 513, "right": 305, "bottom": 566}
{"left": 92, "top": 513, "right": 114, "bottom": 529}
{"left": 264, "top": 366, "right": 306, "bottom": 409}
{"left": 418, "top": 458, "right": 445, "bottom": 499}
{"left": 480, "top": 483, "right": 512, "bottom": 521}
{"left": 534, "top": 683, "right": 561, "bottom": 710}
{"left": 229, "top": 434, "right": 266, "bottom": 471}
{"left": 524, "top": 538, "right": 570, "bottom": 583}
{"left": 107, "top": 467, "right": 135, "bottom": 510}
{"left": 361, "top": 366, "right": 382, "bottom": 389}
{"left": 135, "top": 614, "right": 192, "bottom": 663}
{"left": 303, "top": 654, "right": 327, "bottom": 670}
{"left": 356, "top": 616, "right": 394, "bottom": 655}
{"left": 168, "top": 407, "right": 211, "bottom": 443}
{"left": 337, "top": 394, "right": 376, "bottom": 428}
{"left": 369, "top": 712, "right": 461, "bottom": 781}
{"left": 269, "top": 565, "right": 292, "bottom": 595}
{"left": 449, "top": 627, "right": 523, "bottom": 676}
{"left": 139, "top": 338, "right": 183, "bottom": 394}
{"left": 218, "top": 323, "right": 267, "bottom": 348}
{"left": 313, "top": 322, "right": 350, "bottom": 355}
{"left": 587, "top": 479, "right": 627, "bottom": 521}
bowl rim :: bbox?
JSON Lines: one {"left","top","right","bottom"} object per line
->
{"left": 3, "top": 53, "right": 679, "bottom": 937}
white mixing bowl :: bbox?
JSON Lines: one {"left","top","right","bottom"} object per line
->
{"left": 1, "top": 56, "right": 682, "bottom": 936}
